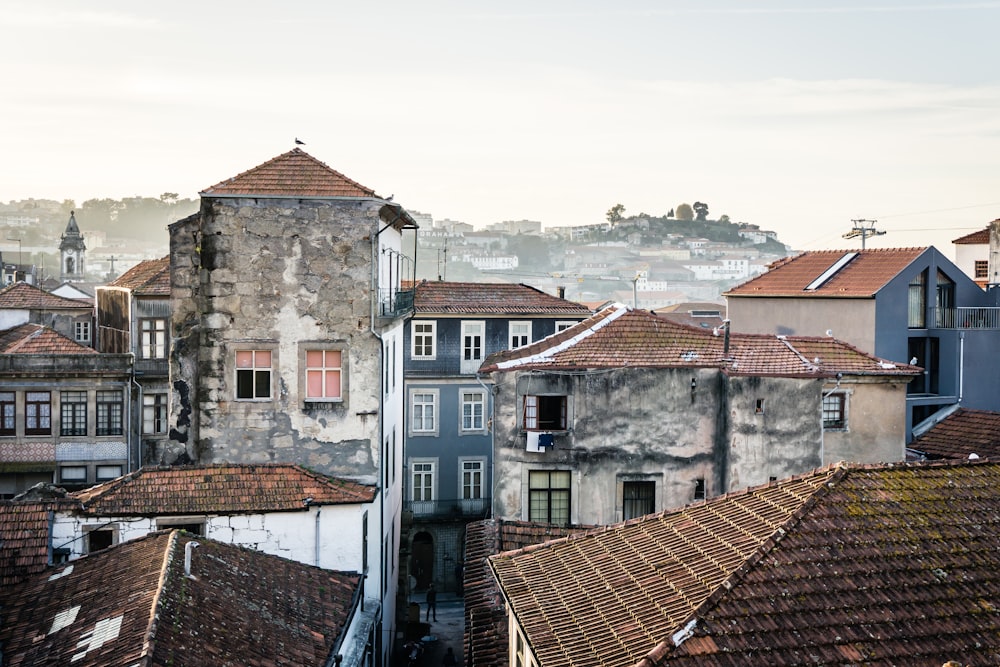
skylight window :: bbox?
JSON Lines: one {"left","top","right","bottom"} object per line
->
{"left": 805, "top": 252, "right": 858, "bottom": 291}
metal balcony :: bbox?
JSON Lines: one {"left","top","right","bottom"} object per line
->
{"left": 931, "top": 307, "right": 1000, "bottom": 329}
{"left": 403, "top": 497, "right": 491, "bottom": 520}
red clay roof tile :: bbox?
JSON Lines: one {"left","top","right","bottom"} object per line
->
{"left": 0, "top": 530, "right": 361, "bottom": 666}
{"left": 414, "top": 281, "right": 592, "bottom": 316}
{"left": 481, "top": 305, "right": 920, "bottom": 379}
{"left": 71, "top": 463, "right": 376, "bottom": 515}
{"left": 202, "top": 148, "right": 380, "bottom": 198}
{"left": 724, "top": 247, "right": 926, "bottom": 298}
{"left": 0, "top": 282, "right": 93, "bottom": 310}
{"left": 910, "top": 408, "right": 1000, "bottom": 460}
{"left": 0, "top": 323, "right": 97, "bottom": 355}
{"left": 952, "top": 226, "right": 990, "bottom": 244}
{"left": 492, "top": 460, "right": 1000, "bottom": 667}
{"left": 107, "top": 256, "right": 170, "bottom": 296}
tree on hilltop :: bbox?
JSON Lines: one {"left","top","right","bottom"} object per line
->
{"left": 675, "top": 203, "right": 694, "bottom": 221}
{"left": 693, "top": 201, "right": 709, "bottom": 222}
{"left": 606, "top": 203, "right": 625, "bottom": 227}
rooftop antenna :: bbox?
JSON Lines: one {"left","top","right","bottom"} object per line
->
{"left": 842, "top": 218, "right": 885, "bottom": 249}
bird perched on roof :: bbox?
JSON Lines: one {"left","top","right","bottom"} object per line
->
{"left": 295, "top": 138, "right": 305, "bottom": 145}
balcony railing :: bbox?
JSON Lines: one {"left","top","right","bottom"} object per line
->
{"left": 379, "top": 287, "right": 414, "bottom": 319}
{"left": 403, "top": 497, "right": 491, "bottom": 520}
{"left": 931, "top": 307, "right": 1000, "bottom": 329}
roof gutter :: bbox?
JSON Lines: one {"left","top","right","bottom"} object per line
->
{"left": 324, "top": 575, "right": 366, "bottom": 667}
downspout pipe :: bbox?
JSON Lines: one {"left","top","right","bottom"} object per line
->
{"left": 820, "top": 373, "right": 843, "bottom": 465}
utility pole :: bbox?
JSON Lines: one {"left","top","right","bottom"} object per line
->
{"left": 842, "top": 219, "right": 885, "bottom": 249}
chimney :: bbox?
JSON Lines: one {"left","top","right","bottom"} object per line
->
{"left": 557, "top": 286, "right": 565, "bottom": 299}
{"left": 185, "top": 540, "right": 200, "bottom": 578}
{"left": 990, "top": 218, "right": 1000, "bottom": 290}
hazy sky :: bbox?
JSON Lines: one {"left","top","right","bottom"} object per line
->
{"left": 3, "top": 1, "right": 999, "bottom": 252}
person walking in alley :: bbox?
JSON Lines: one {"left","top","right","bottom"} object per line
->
{"left": 426, "top": 583, "right": 437, "bottom": 621}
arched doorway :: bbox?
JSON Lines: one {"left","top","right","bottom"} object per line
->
{"left": 410, "top": 531, "right": 434, "bottom": 591}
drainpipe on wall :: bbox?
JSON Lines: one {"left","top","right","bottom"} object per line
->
{"left": 819, "top": 373, "right": 843, "bottom": 465}
{"left": 314, "top": 505, "right": 322, "bottom": 567}
{"left": 959, "top": 331, "right": 965, "bottom": 403}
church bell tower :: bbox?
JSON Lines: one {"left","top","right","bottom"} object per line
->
{"left": 59, "top": 211, "right": 87, "bottom": 282}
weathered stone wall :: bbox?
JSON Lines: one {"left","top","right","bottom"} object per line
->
{"left": 725, "top": 374, "right": 824, "bottom": 491}
{"left": 823, "top": 378, "right": 909, "bottom": 464}
{"left": 490, "top": 367, "right": 724, "bottom": 525}
{"left": 167, "top": 198, "right": 387, "bottom": 481}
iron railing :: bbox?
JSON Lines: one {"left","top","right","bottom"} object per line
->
{"left": 931, "top": 307, "right": 1000, "bottom": 329}
{"left": 379, "top": 287, "right": 414, "bottom": 318}
{"left": 403, "top": 497, "right": 491, "bottom": 520}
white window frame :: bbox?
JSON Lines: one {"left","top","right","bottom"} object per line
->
{"left": 139, "top": 318, "right": 167, "bottom": 359}
{"left": 96, "top": 465, "right": 123, "bottom": 482}
{"left": 74, "top": 320, "right": 91, "bottom": 344}
{"left": 235, "top": 349, "right": 273, "bottom": 401}
{"left": 823, "top": 391, "right": 849, "bottom": 430}
{"left": 411, "top": 320, "right": 437, "bottom": 360}
{"left": 143, "top": 393, "right": 168, "bottom": 435}
{"left": 523, "top": 395, "right": 569, "bottom": 431}
{"left": 409, "top": 388, "right": 439, "bottom": 436}
{"left": 460, "top": 320, "right": 485, "bottom": 374}
{"left": 303, "top": 348, "right": 344, "bottom": 402}
{"left": 459, "top": 457, "right": 487, "bottom": 515}
{"left": 460, "top": 389, "right": 486, "bottom": 434}
{"left": 409, "top": 458, "right": 437, "bottom": 514}
{"left": 509, "top": 321, "right": 532, "bottom": 349}
{"left": 555, "top": 321, "right": 577, "bottom": 333}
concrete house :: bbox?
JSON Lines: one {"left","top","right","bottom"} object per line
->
{"left": 953, "top": 224, "right": 990, "bottom": 287}
{"left": 165, "top": 147, "right": 417, "bottom": 667}
{"left": 490, "top": 459, "right": 1000, "bottom": 667}
{"left": 480, "top": 304, "right": 919, "bottom": 526}
{"left": 401, "top": 281, "right": 590, "bottom": 595}
{"left": 0, "top": 281, "right": 95, "bottom": 347}
{"left": 725, "top": 246, "right": 1000, "bottom": 436}
{"left": 0, "top": 529, "right": 366, "bottom": 667}
{"left": 95, "top": 256, "right": 171, "bottom": 471}
{"left": 0, "top": 324, "right": 132, "bottom": 496}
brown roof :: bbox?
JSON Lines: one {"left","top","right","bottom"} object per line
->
{"left": 465, "top": 520, "right": 593, "bottom": 667}
{"left": 0, "top": 530, "right": 361, "bottom": 667}
{"left": 653, "top": 302, "right": 725, "bottom": 329}
{"left": 414, "top": 281, "right": 593, "bottom": 316}
{"left": 952, "top": 226, "right": 990, "bottom": 244}
{"left": 0, "top": 323, "right": 97, "bottom": 355}
{"left": 490, "top": 470, "right": 833, "bottom": 667}
{"left": 724, "top": 247, "right": 926, "bottom": 298}
{"left": 0, "top": 500, "right": 75, "bottom": 590}
{"left": 72, "top": 463, "right": 377, "bottom": 515}
{"left": 492, "top": 460, "right": 1000, "bottom": 667}
{"left": 0, "top": 281, "right": 93, "bottom": 310}
{"left": 481, "top": 305, "right": 921, "bottom": 379}
{"left": 107, "top": 256, "right": 170, "bottom": 296}
{"left": 202, "top": 147, "right": 380, "bottom": 198}
{"left": 910, "top": 407, "right": 1000, "bottom": 460}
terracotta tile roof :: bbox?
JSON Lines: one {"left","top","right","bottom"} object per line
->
{"left": 0, "top": 323, "right": 97, "bottom": 355}
{"left": 0, "top": 530, "right": 361, "bottom": 667}
{"left": 0, "top": 281, "right": 93, "bottom": 310}
{"left": 202, "top": 147, "right": 380, "bottom": 198}
{"left": 657, "top": 460, "right": 1000, "bottom": 666}
{"left": 724, "top": 247, "right": 926, "bottom": 297}
{"left": 492, "top": 460, "right": 1000, "bottom": 667}
{"left": 71, "top": 463, "right": 376, "bottom": 515}
{"left": 910, "top": 408, "right": 1000, "bottom": 460}
{"left": 952, "top": 226, "right": 990, "bottom": 244}
{"left": 107, "top": 256, "right": 170, "bottom": 296}
{"left": 414, "top": 281, "right": 592, "bottom": 316}
{"left": 0, "top": 500, "right": 75, "bottom": 590}
{"left": 465, "top": 520, "right": 593, "bottom": 667}
{"left": 490, "top": 470, "right": 833, "bottom": 667}
{"left": 481, "top": 305, "right": 920, "bottom": 379}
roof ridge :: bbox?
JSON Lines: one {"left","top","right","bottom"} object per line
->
{"left": 141, "top": 530, "right": 178, "bottom": 663}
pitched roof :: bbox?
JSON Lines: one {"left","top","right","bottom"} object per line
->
{"left": 107, "top": 256, "right": 170, "bottom": 296}
{"left": 910, "top": 408, "right": 1000, "bottom": 460}
{"left": 0, "top": 281, "right": 93, "bottom": 310}
{"left": 0, "top": 499, "right": 76, "bottom": 590}
{"left": 0, "top": 530, "right": 361, "bottom": 667}
{"left": 481, "top": 304, "right": 920, "bottom": 379}
{"left": 465, "top": 520, "right": 594, "bottom": 667}
{"left": 0, "top": 323, "right": 97, "bottom": 355}
{"left": 202, "top": 148, "right": 380, "bottom": 198}
{"left": 491, "top": 460, "right": 1000, "bottom": 667}
{"left": 414, "top": 281, "right": 592, "bottom": 316}
{"left": 724, "top": 247, "right": 926, "bottom": 298}
{"left": 952, "top": 226, "right": 990, "bottom": 244}
{"left": 71, "top": 463, "right": 376, "bottom": 515}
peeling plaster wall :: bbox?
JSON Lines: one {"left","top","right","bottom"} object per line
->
{"left": 822, "top": 379, "right": 909, "bottom": 464}
{"left": 490, "top": 367, "right": 909, "bottom": 526}
{"left": 167, "top": 198, "right": 389, "bottom": 481}
{"left": 53, "top": 504, "right": 373, "bottom": 587}
{"left": 724, "top": 375, "right": 824, "bottom": 491}
{"left": 490, "top": 367, "right": 723, "bottom": 526}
